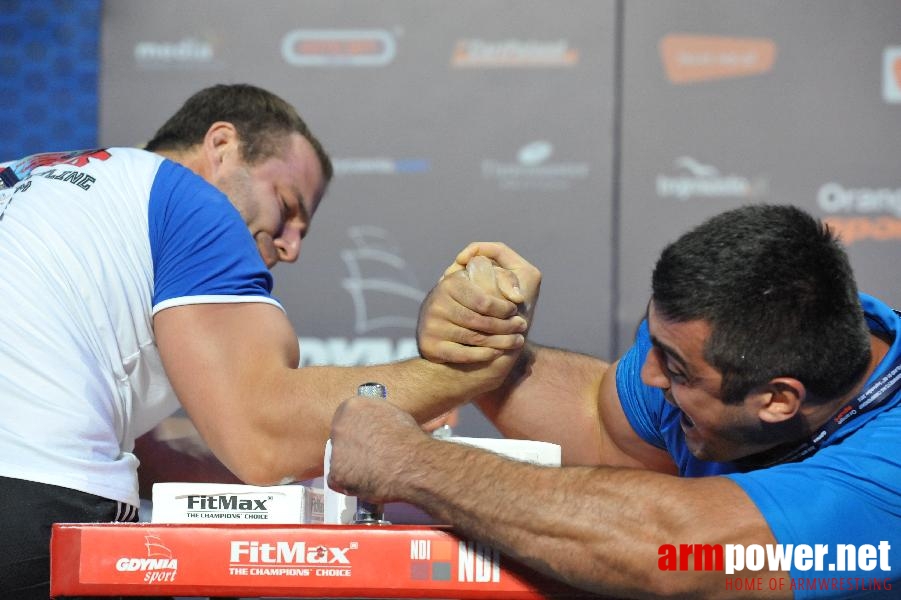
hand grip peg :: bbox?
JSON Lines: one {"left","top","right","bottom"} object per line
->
{"left": 352, "top": 382, "right": 391, "bottom": 525}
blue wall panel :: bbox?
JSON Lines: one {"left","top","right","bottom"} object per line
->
{"left": 0, "top": 0, "right": 100, "bottom": 160}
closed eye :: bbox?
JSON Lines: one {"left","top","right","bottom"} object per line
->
{"left": 664, "top": 362, "right": 688, "bottom": 385}
{"left": 653, "top": 346, "right": 689, "bottom": 385}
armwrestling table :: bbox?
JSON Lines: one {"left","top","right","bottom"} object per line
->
{"left": 50, "top": 523, "right": 594, "bottom": 598}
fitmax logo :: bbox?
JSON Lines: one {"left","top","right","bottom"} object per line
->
{"left": 186, "top": 495, "right": 269, "bottom": 511}
{"left": 230, "top": 541, "right": 355, "bottom": 564}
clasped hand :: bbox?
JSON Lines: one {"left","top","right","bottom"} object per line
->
{"left": 328, "top": 242, "right": 541, "bottom": 502}
{"left": 417, "top": 242, "right": 541, "bottom": 365}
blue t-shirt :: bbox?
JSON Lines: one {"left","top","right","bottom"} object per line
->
{"left": 148, "top": 158, "right": 276, "bottom": 312}
{"left": 617, "top": 294, "right": 901, "bottom": 597}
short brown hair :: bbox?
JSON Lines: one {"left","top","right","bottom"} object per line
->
{"left": 144, "top": 83, "right": 332, "bottom": 181}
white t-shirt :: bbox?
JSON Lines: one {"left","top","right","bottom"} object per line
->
{"left": 0, "top": 148, "right": 280, "bottom": 507}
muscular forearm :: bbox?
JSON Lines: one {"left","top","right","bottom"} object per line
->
{"left": 222, "top": 356, "right": 514, "bottom": 484}
{"left": 391, "top": 437, "right": 787, "bottom": 599}
{"left": 474, "top": 343, "right": 610, "bottom": 465}
{"left": 157, "top": 301, "right": 519, "bottom": 485}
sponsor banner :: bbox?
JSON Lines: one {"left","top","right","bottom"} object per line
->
{"left": 51, "top": 523, "right": 589, "bottom": 598}
{"left": 482, "top": 141, "right": 590, "bottom": 191}
{"left": 818, "top": 182, "right": 901, "bottom": 217}
{"left": 817, "top": 181, "right": 901, "bottom": 244}
{"left": 133, "top": 37, "right": 224, "bottom": 70}
{"left": 281, "top": 29, "right": 397, "bottom": 67}
{"left": 824, "top": 216, "right": 901, "bottom": 246}
{"left": 296, "top": 224, "right": 424, "bottom": 368}
{"left": 451, "top": 38, "right": 579, "bottom": 68}
{"left": 883, "top": 47, "right": 901, "bottom": 103}
{"left": 656, "top": 156, "right": 768, "bottom": 201}
{"left": 332, "top": 158, "right": 431, "bottom": 176}
{"left": 151, "top": 482, "right": 324, "bottom": 524}
{"left": 659, "top": 34, "right": 776, "bottom": 84}
{"left": 300, "top": 337, "right": 418, "bottom": 367}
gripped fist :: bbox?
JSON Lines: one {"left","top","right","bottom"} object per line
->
{"left": 417, "top": 243, "right": 541, "bottom": 365}
{"left": 327, "top": 396, "right": 426, "bottom": 503}
{"left": 449, "top": 243, "right": 541, "bottom": 319}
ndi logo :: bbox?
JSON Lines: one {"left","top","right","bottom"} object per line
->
{"left": 458, "top": 541, "right": 501, "bottom": 583}
{"left": 408, "top": 538, "right": 501, "bottom": 583}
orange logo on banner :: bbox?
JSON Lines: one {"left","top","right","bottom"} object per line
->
{"left": 824, "top": 216, "right": 901, "bottom": 245}
{"left": 894, "top": 55, "right": 901, "bottom": 88}
{"left": 451, "top": 39, "right": 579, "bottom": 68}
{"left": 659, "top": 35, "right": 776, "bottom": 83}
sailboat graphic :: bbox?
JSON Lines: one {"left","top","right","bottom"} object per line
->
{"left": 340, "top": 226, "right": 426, "bottom": 333}
{"left": 144, "top": 535, "right": 173, "bottom": 559}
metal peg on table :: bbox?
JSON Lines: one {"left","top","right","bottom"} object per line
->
{"left": 352, "top": 382, "right": 391, "bottom": 525}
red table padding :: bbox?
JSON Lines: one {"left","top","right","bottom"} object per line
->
{"left": 50, "top": 523, "right": 593, "bottom": 598}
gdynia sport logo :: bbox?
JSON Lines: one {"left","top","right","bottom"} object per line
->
{"left": 658, "top": 541, "right": 893, "bottom": 593}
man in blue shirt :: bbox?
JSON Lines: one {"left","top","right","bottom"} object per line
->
{"left": 328, "top": 205, "right": 900, "bottom": 598}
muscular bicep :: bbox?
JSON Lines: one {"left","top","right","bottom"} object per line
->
{"left": 153, "top": 302, "right": 300, "bottom": 476}
{"left": 474, "top": 345, "right": 609, "bottom": 466}
{"left": 597, "top": 360, "right": 678, "bottom": 474}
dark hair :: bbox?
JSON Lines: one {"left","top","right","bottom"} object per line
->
{"left": 651, "top": 204, "right": 871, "bottom": 405}
{"left": 144, "top": 83, "right": 333, "bottom": 181}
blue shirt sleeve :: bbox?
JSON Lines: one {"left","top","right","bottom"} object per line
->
{"left": 616, "top": 319, "right": 668, "bottom": 450}
{"left": 147, "top": 160, "right": 277, "bottom": 313}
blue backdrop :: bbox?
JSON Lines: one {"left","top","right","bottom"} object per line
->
{"left": 0, "top": 0, "right": 100, "bottom": 160}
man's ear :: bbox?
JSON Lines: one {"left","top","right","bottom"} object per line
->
{"left": 754, "top": 378, "right": 805, "bottom": 424}
{"left": 202, "top": 121, "right": 239, "bottom": 168}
